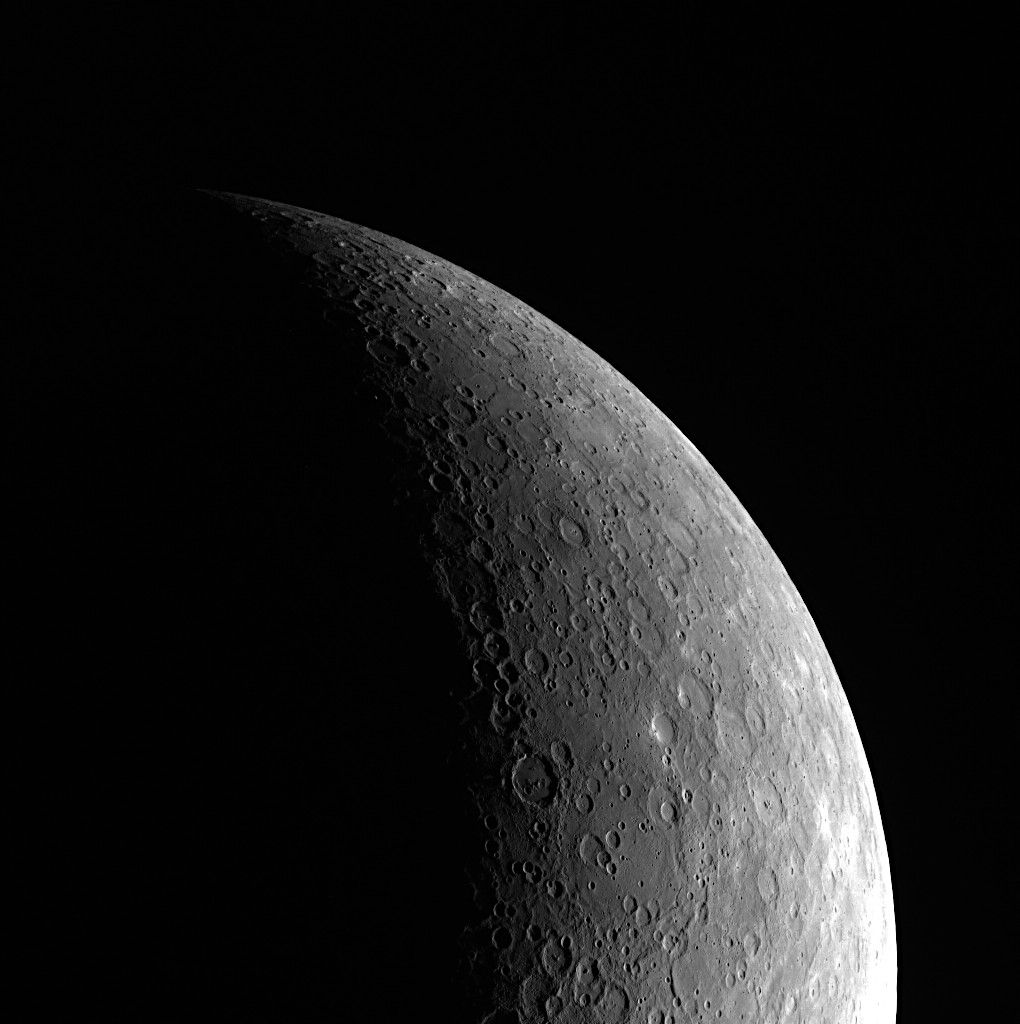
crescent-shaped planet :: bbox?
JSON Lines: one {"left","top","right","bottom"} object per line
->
{"left": 52, "top": 190, "right": 897, "bottom": 1022}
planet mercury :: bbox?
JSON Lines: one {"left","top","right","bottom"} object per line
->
{"left": 93, "top": 191, "right": 896, "bottom": 1022}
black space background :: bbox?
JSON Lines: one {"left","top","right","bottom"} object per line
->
{"left": 10, "top": 7, "right": 1010, "bottom": 1021}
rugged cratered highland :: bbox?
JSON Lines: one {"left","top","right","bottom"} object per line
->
{"left": 66, "top": 191, "right": 894, "bottom": 1022}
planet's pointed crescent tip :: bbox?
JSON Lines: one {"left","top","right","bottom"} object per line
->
{"left": 189, "top": 187, "right": 273, "bottom": 207}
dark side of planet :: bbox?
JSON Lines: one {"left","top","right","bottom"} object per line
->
{"left": 24, "top": 190, "right": 895, "bottom": 1023}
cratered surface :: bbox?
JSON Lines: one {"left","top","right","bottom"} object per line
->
{"left": 29, "top": 190, "right": 895, "bottom": 1022}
